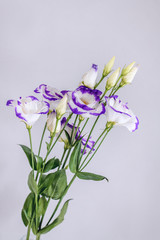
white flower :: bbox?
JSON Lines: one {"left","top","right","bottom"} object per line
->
{"left": 56, "top": 94, "right": 68, "bottom": 119}
{"left": 81, "top": 64, "right": 98, "bottom": 89}
{"left": 47, "top": 111, "right": 61, "bottom": 134}
{"left": 105, "top": 96, "right": 139, "bottom": 132}
{"left": 103, "top": 56, "right": 115, "bottom": 77}
{"left": 6, "top": 96, "right": 49, "bottom": 127}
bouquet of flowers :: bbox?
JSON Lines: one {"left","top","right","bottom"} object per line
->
{"left": 7, "top": 57, "right": 139, "bottom": 240}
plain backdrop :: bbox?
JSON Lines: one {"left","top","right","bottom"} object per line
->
{"left": 0, "top": 0, "right": 160, "bottom": 240}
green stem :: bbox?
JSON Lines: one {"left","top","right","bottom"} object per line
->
{"left": 80, "top": 127, "right": 107, "bottom": 170}
{"left": 80, "top": 116, "right": 100, "bottom": 159}
{"left": 36, "top": 234, "right": 40, "bottom": 240}
{"left": 94, "top": 76, "right": 105, "bottom": 89}
{"left": 62, "top": 148, "right": 71, "bottom": 169}
{"left": 28, "top": 128, "right": 34, "bottom": 177}
{"left": 71, "top": 115, "right": 78, "bottom": 141}
{"left": 81, "top": 127, "right": 113, "bottom": 171}
{"left": 58, "top": 148, "right": 67, "bottom": 170}
{"left": 26, "top": 225, "right": 31, "bottom": 240}
{"left": 46, "top": 174, "right": 77, "bottom": 226}
{"left": 109, "top": 75, "right": 122, "bottom": 96}
{"left": 38, "top": 123, "right": 47, "bottom": 157}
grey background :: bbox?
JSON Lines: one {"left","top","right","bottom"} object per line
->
{"left": 0, "top": 0, "right": 160, "bottom": 239}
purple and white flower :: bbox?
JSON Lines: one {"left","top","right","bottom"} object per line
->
{"left": 34, "top": 84, "right": 70, "bottom": 112}
{"left": 6, "top": 96, "right": 49, "bottom": 127}
{"left": 68, "top": 86, "right": 105, "bottom": 118}
{"left": 105, "top": 95, "right": 139, "bottom": 132}
{"left": 59, "top": 117, "right": 95, "bottom": 154}
{"left": 80, "top": 64, "right": 98, "bottom": 89}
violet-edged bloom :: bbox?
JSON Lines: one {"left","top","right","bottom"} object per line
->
{"left": 80, "top": 64, "right": 98, "bottom": 89}
{"left": 68, "top": 86, "right": 105, "bottom": 118}
{"left": 6, "top": 96, "right": 49, "bottom": 127}
{"left": 105, "top": 96, "right": 139, "bottom": 132}
{"left": 59, "top": 117, "right": 95, "bottom": 154}
{"left": 34, "top": 84, "right": 71, "bottom": 112}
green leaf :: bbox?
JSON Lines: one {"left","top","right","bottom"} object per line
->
{"left": 64, "top": 130, "right": 71, "bottom": 145}
{"left": 43, "top": 158, "right": 60, "bottom": 173}
{"left": 21, "top": 193, "right": 35, "bottom": 226}
{"left": 36, "top": 156, "right": 43, "bottom": 171}
{"left": 42, "top": 170, "right": 67, "bottom": 200}
{"left": 20, "top": 145, "right": 37, "bottom": 170}
{"left": 37, "top": 196, "right": 48, "bottom": 217}
{"left": 38, "top": 199, "right": 71, "bottom": 234}
{"left": 39, "top": 173, "right": 55, "bottom": 194}
{"left": 28, "top": 171, "right": 38, "bottom": 194}
{"left": 77, "top": 172, "right": 109, "bottom": 181}
{"left": 46, "top": 142, "right": 50, "bottom": 151}
{"left": 69, "top": 140, "right": 82, "bottom": 173}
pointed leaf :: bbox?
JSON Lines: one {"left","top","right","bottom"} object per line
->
{"left": 36, "top": 156, "right": 43, "bottom": 171}
{"left": 44, "top": 158, "right": 60, "bottom": 173}
{"left": 69, "top": 140, "right": 82, "bottom": 173}
{"left": 21, "top": 193, "right": 35, "bottom": 226}
{"left": 37, "top": 196, "right": 48, "bottom": 217}
{"left": 38, "top": 199, "right": 71, "bottom": 234}
{"left": 39, "top": 173, "right": 56, "bottom": 194}
{"left": 77, "top": 172, "right": 109, "bottom": 181}
{"left": 20, "top": 145, "right": 37, "bottom": 170}
{"left": 28, "top": 171, "right": 38, "bottom": 194}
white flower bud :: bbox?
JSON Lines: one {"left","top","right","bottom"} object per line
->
{"left": 103, "top": 56, "right": 115, "bottom": 77}
{"left": 121, "top": 65, "right": 139, "bottom": 85}
{"left": 105, "top": 67, "right": 120, "bottom": 90}
{"left": 56, "top": 94, "right": 68, "bottom": 119}
{"left": 81, "top": 64, "right": 98, "bottom": 89}
{"left": 47, "top": 111, "right": 61, "bottom": 133}
{"left": 121, "top": 61, "right": 136, "bottom": 76}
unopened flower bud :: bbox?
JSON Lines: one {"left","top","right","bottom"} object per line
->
{"left": 121, "top": 65, "right": 139, "bottom": 85}
{"left": 103, "top": 56, "right": 115, "bottom": 77}
{"left": 121, "top": 61, "right": 136, "bottom": 76}
{"left": 47, "top": 111, "right": 61, "bottom": 134}
{"left": 81, "top": 64, "right": 98, "bottom": 89}
{"left": 105, "top": 67, "right": 120, "bottom": 90}
{"left": 56, "top": 94, "right": 68, "bottom": 120}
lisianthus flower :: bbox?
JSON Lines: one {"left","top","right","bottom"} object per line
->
{"left": 59, "top": 117, "right": 95, "bottom": 154}
{"left": 105, "top": 95, "right": 139, "bottom": 132}
{"left": 6, "top": 96, "right": 49, "bottom": 127}
{"left": 68, "top": 86, "right": 105, "bottom": 118}
{"left": 34, "top": 84, "right": 70, "bottom": 112}
{"left": 80, "top": 64, "right": 98, "bottom": 89}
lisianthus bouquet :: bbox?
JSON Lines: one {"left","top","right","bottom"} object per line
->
{"left": 7, "top": 57, "right": 139, "bottom": 240}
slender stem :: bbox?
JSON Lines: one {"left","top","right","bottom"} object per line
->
{"left": 81, "top": 127, "right": 113, "bottom": 171}
{"left": 46, "top": 174, "right": 77, "bottom": 226}
{"left": 36, "top": 234, "right": 40, "bottom": 240}
{"left": 26, "top": 225, "right": 31, "bottom": 240}
{"left": 58, "top": 148, "right": 67, "bottom": 170}
{"left": 111, "top": 85, "right": 121, "bottom": 95}
{"left": 38, "top": 123, "right": 47, "bottom": 157}
{"left": 71, "top": 115, "right": 78, "bottom": 141}
{"left": 80, "top": 116, "right": 100, "bottom": 159}
{"left": 94, "top": 76, "right": 105, "bottom": 89}
{"left": 28, "top": 128, "right": 34, "bottom": 177}
{"left": 79, "top": 128, "right": 107, "bottom": 170}
{"left": 62, "top": 148, "right": 71, "bottom": 169}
